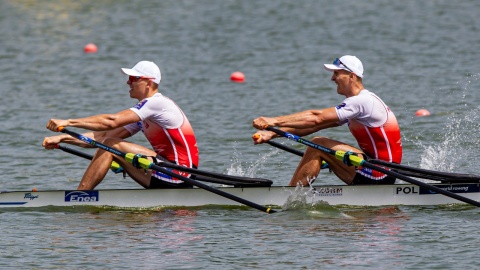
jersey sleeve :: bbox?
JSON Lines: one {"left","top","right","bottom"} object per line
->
{"left": 335, "top": 96, "right": 364, "bottom": 122}
{"left": 129, "top": 96, "right": 184, "bottom": 129}
{"left": 335, "top": 91, "right": 389, "bottom": 127}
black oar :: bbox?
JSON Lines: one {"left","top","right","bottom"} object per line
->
{"left": 264, "top": 126, "right": 480, "bottom": 207}
{"left": 58, "top": 127, "right": 276, "bottom": 213}
{"left": 56, "top": 144, "right": 271, "bottom": 186}
{"left": 267, "top": 140, "right": 305, "bottom": 157}
{"left": 56, "top": 144, "right": 270, "bottom": 186}
{"left": 263, "top": 139, "right": 480, "bottom": 183}
{"left": 56, "top": 144, "right": 124, "bottom": 173}
{"left": 255, "top": 136, "right": 329, "bottom": 169}
{"left": 368, "top": 159, "right": 480, "bottom": 182}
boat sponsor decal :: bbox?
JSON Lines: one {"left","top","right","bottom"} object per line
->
{"left": 419, "top": 184, "right": 480, "bottom": 195}
{"left": 65, "top": 191, "right": 99, "bottom": 202}
{"left": 314, "top": 187, "right": 343, "bottom": 196}
{"left": 77, "top": 134, "right": 96, "bottom": 147}
{"left": 24, "top": 192, "right": 39, "bottom": 200}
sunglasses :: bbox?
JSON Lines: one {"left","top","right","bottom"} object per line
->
{"left": 333, "top": 58, "right": 353, "bottom": 73}
{"left": 128, "top": 76, "right": 154, "bottom": 82}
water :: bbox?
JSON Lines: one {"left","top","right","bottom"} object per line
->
{"left": 1, "top": 0, "right": 480, "bottom": 268}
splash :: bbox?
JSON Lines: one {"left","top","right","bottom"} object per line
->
{"left": 282, "top": 185, "right": 354, "bottom": 219}
{"left": 225, "top": 144, "right": 280, "bottom": 177}
{"left": 419, "top": 74, "right": 480, "bottom": 173}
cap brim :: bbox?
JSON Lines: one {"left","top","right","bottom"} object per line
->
{"left": 324, "top": 64, "right": 346, "bottom": 72}
{"left": 121, "top": 68, "right": 143, "bottom": 77}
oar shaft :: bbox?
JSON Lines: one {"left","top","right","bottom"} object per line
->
{"left": 369, "top": 159, "right": 480, "bottom": 180}
{"left": 265, "top": 126, "right": 480, "bottom": 207}
{"left": 151, "top": 164, "right": 275, "bottom": 212}
{"left": 361, "top": 162, "right": 480, "bottom": 207}
{"left": 57, "top": 145, "right": 93, "bottom": 160}
{"left": 59, "top": 139, "right": 271, "bottom": 185}
{"left": 267, "top": 141, "right": 304, "bottom": 157}
{"left": 59, "top": 128, "right": 275, "bottom": 213}
{"left": 265, "top": 126, "right": 337, "bottom": 156}
{"left": 157, "top": 162, "right": 272, "bottom": 185}
{"left": 264, "top": 140, "right": 327, "bottom": 169}
{"left": 57, "top": 144, "right": 122, "bottom": 172}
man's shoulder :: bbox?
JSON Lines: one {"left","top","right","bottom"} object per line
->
{"left": 358, "top": 89, "right": 373, "bottom": 96}
{"left": 345, "top": 90, "right": 372, "bottom": 103}
{"left": 356, "top": 89, "right": 384, "bottom": 102}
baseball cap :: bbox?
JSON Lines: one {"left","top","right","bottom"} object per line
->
{"left": 324, "top": 55, "right": 364, "bottom": 78}
{"left": 121, "top": 61, "right": 161, "bottom": 84}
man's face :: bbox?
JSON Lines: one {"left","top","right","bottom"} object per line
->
{"left": 127, "top": 76, "right": 152, "bottom": 100}
{"left": 331, "top": 69, "right": 352, "bottom": 95}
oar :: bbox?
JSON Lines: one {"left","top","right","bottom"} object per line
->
{"left": 57, "top": 127, "right": 276, "bottom": 213}
{"left": 266, "top": 140, "right": 305, "bottom": 157}
{"left": 56, "top": 144, "right": 124, "bottom": 173}
{"left": 264, "top": 126, "right": 480, "bottom": 207}
{"left": 368, "top": 159, "right": 480, "bottom": 181}
{"left": 56, "top": 144, "right": 272, "bottom": 186}
{"left": 56, "top": 144, "right": 271, "bottom": 187}
{"left": 261, "top": 138, "right": 480, "bottom": 183}
{"left": 254, "top": 135, "right": 328, "bottom": 169}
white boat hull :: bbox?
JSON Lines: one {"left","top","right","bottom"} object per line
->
{"left": 1, "top": 183, "right": 479, "bottom": 208}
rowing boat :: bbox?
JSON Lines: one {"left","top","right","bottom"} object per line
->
{"left": 27, "top": 129, "right": 479, "bottom": 212}
{"left": 1, "top": 182, "right": 479, "bottom": 208}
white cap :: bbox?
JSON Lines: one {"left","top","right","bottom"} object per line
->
{"left": 121, "top": 61, "right": 161, "bottom": 84}
{"left": 324, "top": 55, "right": 364, "bottom": 78}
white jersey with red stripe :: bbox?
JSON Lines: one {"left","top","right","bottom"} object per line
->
{"left": 335, "top": 89, "right": 402, "bottom": 179}
{"left": 123, "top": 93, "right": 199, "bottom": 183}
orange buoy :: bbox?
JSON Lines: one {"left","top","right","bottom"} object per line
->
{"left": 32, "top": 187, "right": 38, "bottom": 192}
{"left": 84, "top": 43, "right": 98, "bottom": 53}
{"left": 415, "top": 109, "right": 431, "bottom": 117}
{"left": 230, "top": 71, "right": 245, "bottom": 83}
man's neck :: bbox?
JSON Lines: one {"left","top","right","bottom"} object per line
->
{"left": 136, "top": 90, "right": 159, "bottom": 101}
{"left": 344, "top": 83, "right": 364, "bottom": 98}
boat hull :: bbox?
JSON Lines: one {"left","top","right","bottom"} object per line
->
{"left": 1, "top": 183, "right": 479, "bottom": 208}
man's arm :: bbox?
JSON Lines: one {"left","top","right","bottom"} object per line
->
{"left": 43, "top": 109, "right": 140, "bottom": 149}
{"left": 252, "top": 107, "right": 341, "bottom": 144}
{"left": 43, "top": 126, "right": 133, "bottom": 149}
{"left": 46, "top": 109, "right": 140, "bottom": 132}
{"left": 253, "top": 107, "right": 339, "bottom": 130}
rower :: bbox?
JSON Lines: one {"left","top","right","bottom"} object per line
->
{"left": 42, "top": 61, "right": 199, "bottom": 190}
{"left": 252, "top": 55, "right": 402, "bottom": 186}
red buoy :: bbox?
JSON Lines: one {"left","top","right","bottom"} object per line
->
{"left": 84, "top": 43, "right": 98, "bottom": 53}
{"left": 230, "top": 71, "right": 245, "bottom": 83}
{"left": 415, "top": 109, "right": 431, "bottom": 117}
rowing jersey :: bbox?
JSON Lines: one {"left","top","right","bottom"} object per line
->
{"left": 123, "top": 93, "right": 199, "bottom": 184}
{"left": 335, "top": 89, "right": 402, "bottom": 180}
